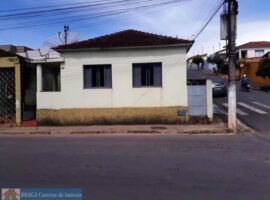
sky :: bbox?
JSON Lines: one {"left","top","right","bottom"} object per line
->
{"left": 1, "top": 0, "right": 270, "bottom": 57}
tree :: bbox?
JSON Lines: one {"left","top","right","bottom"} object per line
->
{"left": 208, "top": 54, "right": 226, "bottom": 73}
{"left": 192, "top": 56, "right": 204, "bottom": 70}
{"left": 256, "top": 58, "right": 270, "bottom": 79}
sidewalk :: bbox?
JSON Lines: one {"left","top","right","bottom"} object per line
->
{"left": 0, "top": 120, "right": 244, "bottom": 135}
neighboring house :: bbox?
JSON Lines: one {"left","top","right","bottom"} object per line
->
{"left": 212, "top": 48, "right": 227, "bottom": 59}
{"left": 240, "top": 52, "right": 270, "bottom": 87}
{"left": 0, "top": 49, "right": 36, "bottom": 126}
{"left": 0, "top": 44, "right": 32, "bottom": 53}
{"left": 34, "top": 30, "right": 194, "bottom": 125}
{"left": 237, "top": 41, "right": 270, "bottom": 59}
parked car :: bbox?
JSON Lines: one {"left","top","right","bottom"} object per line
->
{"left": 212, "top": 79, "right": 227, "bottom": 97}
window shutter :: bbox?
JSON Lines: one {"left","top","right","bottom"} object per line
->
{"left": 84, "top": 66, "right": 92, "bottom": 88}
{"left": 153, "top": 63, "right": 162, "bottom": 87}
{"left": 104, "top": 65, "right": 112, "bottom": 88}
{"left": 133, "top": 64, "right": 141, "bottom": 87}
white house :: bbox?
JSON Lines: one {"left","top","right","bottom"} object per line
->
{"left": 237, "top": 41, "right": 270, "bottom": 59}
{"left": 35, "top": 30, "right": 194, "bottom": 125}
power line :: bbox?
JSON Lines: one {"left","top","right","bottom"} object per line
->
{"left": 0, "top": 0, "right": 177, "bottom": 19}
{"left": 0, "top": 0, "right": 135, "bottom": 19}
{"left": 0, "top": 0, "right": 168, "bottom": 22}
{"left": 0, "top": 0, "right": 186, "bottom": 31}
{"left": 0, "top": 0, "right": 133, "bottom": 13}
{"left": 192, "top": 0, "right": 225, "bottom": 40}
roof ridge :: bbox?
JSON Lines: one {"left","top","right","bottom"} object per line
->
{"left": 238, "top": 41, "right": 270, "bottom": 48}
{"left": 83, "top": 29, "right": 187, "bottom": 43}
{"left": 55, "top": 29, "right": 193, "bottom": 50}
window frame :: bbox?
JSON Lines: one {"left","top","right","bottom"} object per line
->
{"left": 255, "top": 49, "right": 264, "bottom": 57}
{"left": 41, "top": 64, "right": 61, "bottom": 92}
{"left": 83, "top": 64, "right": 112, "bottom": 89}
{"left": 132, "top": 62, "right": 162, "bottom": 88}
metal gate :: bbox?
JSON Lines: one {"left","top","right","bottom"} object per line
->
{"left": 0, "top": 68, "right": 16, "bottom": 124}
{"left": 188, "top": 85, "right": 207, "bottom": 116}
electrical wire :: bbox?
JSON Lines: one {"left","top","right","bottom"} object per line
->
{"left": 0, "top": 0, "right": 133, "bottom": 12}
{"left": 0, "top": 0, "right": 172, "bottom": 21}
{"left": 192, "top": 0, "right": 225, "bottom": 40}
{"left": 0, "top": 0, "right": 186, "bottom": 31}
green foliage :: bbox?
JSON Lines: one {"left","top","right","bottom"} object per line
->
{"left": 256, "top": 58, "right": 270, "bottom": 79}
{"left": 192, "top": 56, "right": 204, "bottom": 65}
{"left": 208, "top": 54, "right": 224, "bottom": 66}
{"left": 208, "top": 54, "right": 227, "bottom": 73}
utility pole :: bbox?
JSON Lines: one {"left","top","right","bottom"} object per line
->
{"left": 227, "top": 0, "right": 238, "bottom": 131}
{"left": 64, "top": 25, "right": 69, "bottom": 45}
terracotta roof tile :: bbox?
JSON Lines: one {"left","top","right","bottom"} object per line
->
{"left": 238, "top": 41, "right": 270, "bottom": 48}
{"left": 55, "top": 29, "right": 193, "bottom": 50}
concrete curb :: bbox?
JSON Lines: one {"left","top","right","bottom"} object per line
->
{"left": 0, "top": 129, "right": 232, "bottom": 135}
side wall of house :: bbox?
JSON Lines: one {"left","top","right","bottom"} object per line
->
{"left": 239, "top": 47, "right": 270, "bottom": 58}
{"left": 36, "top": 47, "right": 188, "bottom": 125}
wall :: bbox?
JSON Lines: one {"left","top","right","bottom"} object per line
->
{"left": 239, "top": 47, "right": 270, "bottom": 59}
{"left": 243, "top": 62, "right": 270, "bottom": 86}
{"left": 37, "top": 47, "right": 188, "bottom": 110}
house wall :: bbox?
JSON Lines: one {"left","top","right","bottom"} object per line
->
{"left": 238, "top": 47, "right": 270, "bottom": 59}
{"left": 0, "top": 56, "right": 21, "bottom": 125}
{"left": 36, "top": 47, "right": 188, "bottom": 125}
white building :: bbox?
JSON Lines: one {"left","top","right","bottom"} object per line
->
{"left": 35, "top": 30, "right": 194, "bottom": 125}
{"left": 237, "top": 41, "right": 270, "bottom": 59}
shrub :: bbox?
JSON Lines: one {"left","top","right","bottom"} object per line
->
{"left": 256, "top": 58, "right": 270, "bottom": 79}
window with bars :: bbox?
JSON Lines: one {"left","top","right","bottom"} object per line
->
{"left": 133, "top": 63, "right": 162, "bottom": 87}
{"left": 83, "top": 65, "right": 112, "bottom": 88}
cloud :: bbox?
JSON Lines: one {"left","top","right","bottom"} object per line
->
{"left": 2, "top": 0, "right": 270, "bottom": 51}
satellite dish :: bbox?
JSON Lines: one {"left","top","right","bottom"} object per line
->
{"left": 43, "top": 25, "right": 80, "bottom": 48}
{"left": 39, "top": 46, "right": 50, "bottom": 56}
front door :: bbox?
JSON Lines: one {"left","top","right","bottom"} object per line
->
{"left": 0, "top": 68, "right": 16, "bottom": 124}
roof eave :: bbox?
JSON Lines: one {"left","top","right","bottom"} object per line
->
{"left": 26, "top": 57, "right": 65, "bottom": 64}
{"left": 55, "top": 43, "right": 194, "bottom": 53}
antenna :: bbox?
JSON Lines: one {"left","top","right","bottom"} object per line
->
{"left": 64, "top": 25, "right": 69, "bottom": 45}
{"left": 43, "top": 25, "right": 80, "bottom": 48}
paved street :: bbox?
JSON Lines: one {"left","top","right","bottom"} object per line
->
{"left": 214, "top": 88, "right": 270, "bottom": 134}
{"left": 188, "top": 69, "right": 270, "bottom": 134}
{"left": 0, "top": 133, "right": 270, "bottom": 200}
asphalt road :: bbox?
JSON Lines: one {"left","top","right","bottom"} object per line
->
{"left": 188, "top": 69, "right": 270, "bottom": 134}
{"left": 214, "top": 88, "right": 270, "bottom": 134}
{"left": 0, "top": 133, "right": 270, "bottom": 200}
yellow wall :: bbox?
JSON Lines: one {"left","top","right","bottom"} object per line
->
{"left": 0, "top": 56, "right": 21, "bottom": 125}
